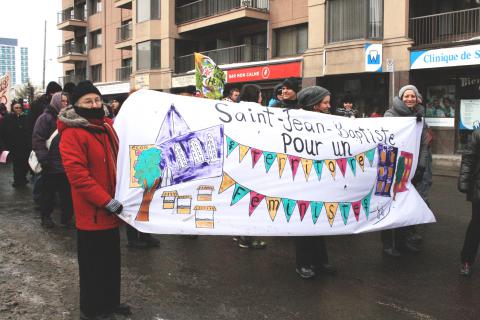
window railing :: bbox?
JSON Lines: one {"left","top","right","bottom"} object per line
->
{"left": 116, "top": 22, "right": 133, "bottom": 42}
{"left": 175, "top": 44, "right": 267, "bottom": 73}
{"left": 116, "top": 66, "right": 132, "bottom": 81}
{"left": 409, "top": 7, "right": 480, "bottom": 47}
{"left": 58, "top": 42, "right": 86, "bottom": 57}
{"left": 58, "top": 73, "right": 86, "bottom": 86}
{"left": 57, "top": 8, "right": 86, "bottom": 24}
{"left": 176, "top": 0, "right": 269, "bottom": 24}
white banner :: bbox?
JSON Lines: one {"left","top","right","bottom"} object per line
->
{"left": 411, "top": 44, "right": 480, "bottom": 70}
{"left": 114, "top": 90, "right": 435, "bottom": 236}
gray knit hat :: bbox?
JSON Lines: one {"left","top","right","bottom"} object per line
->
{"left": 398, "top": 85, "right": 420, "bottom": 99}
{"left": 297, "top": 86, "right": 331, "bottom": 110}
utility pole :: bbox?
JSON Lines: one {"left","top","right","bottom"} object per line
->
{"left": 42, "top": 20, "right": 47, "bottom": 90}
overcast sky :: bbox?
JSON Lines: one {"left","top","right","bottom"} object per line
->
{"left": 3, "top": 0, "right": 63, "bottom": 88}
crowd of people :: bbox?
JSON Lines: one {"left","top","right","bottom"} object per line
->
{"left": 0, "top": 76, "right": 478, "bottom": 319}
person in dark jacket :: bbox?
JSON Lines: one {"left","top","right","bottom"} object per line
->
{"left": 271, "top": 77, "right": 300, "bottom": 109}
{"left": 2, "top": 100, "right": 30, "bottom": 187}
{"left": 335, "top": 94, "right": 358, "bottom": 118}
{"left": 381, "top": 84, "right": 429, "bottom": 257}
{"left": 458, "top": 129, "right": 480, "bottom": 276}
{"left": 293, "top": 86, "right": 337, "bottom": 279}
{"left": 58, "top": 81, "right": 131, "bottom": 319}
{"left": 0, "top": 103, "right": 7, "bottom": 153}
{"left": 268, "top": 83, "right": 283, "bottom": 107}
{"left": 32, "top": 92, "right": 73, "bottom": 228}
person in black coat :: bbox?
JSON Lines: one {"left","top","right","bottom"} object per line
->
{"left": 2, "top": 100, "right": 31, "bottom": 187}
{"left": 271, "top": 77, "right": 300, "bottom": 109}
{"left": 458, "top": 129, "right": 480, "bottom": 276}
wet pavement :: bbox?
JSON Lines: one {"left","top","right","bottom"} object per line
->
{"left": 0, "top": 162, "right": 479, "bottom": 320}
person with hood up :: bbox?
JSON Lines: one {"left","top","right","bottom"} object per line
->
{"left": 381, "top": 84, "right": 429, "bottom": 257}
{"left": 335, "top": 94, "right": 358, "bottom": 118}
{"left": 268, "top": 83, "right": 283, "bottom": 107}
{"left": 293, "top": 86, "right": 337, "bottom": 279}
{"left": 32, "top": 92, "right": 73, "bottom": 228}
{"left": 271, "top": 77, "right": 300, "bottom": 109}
{"left": 58, "top": 81, "right": 131, "bottom": 319}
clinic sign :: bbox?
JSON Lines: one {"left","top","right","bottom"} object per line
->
{"left": 365, "top": 43, "right": 382, "bottom": 72}
{"left": 411, "top": 44, "right": 480, "bottom": 69}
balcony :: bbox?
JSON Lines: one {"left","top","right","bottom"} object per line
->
{"left": 116, "top": 66, "right": 132, "bottom": 81}
{"left": 175, "top": 44, "right": 267, "bottom": 74}
{"left": 114, "top": 0, "right": 132, "bottom": 9}
{"left": 57, "top": 42, "right": 87, "bottom": 63}
{"left": 57, "top": 9, "right": 87, "bottom": 31}
{"left": 410, "top": 7, "right": 480, "bottom": 48}
{"left": 58, "top": 74, "right": 86, "bottom": 86}
{"left": 115, "top": 22, "right": 133, "bottom": 50}
{"left": 176, "top": 0, "right": 269, "bottom": 32}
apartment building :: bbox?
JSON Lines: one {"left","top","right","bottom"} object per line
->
{"left": 57, "top": 0, "right": 480, "bottom": 155}
{"left": 0, "top": 37, "right": 29, "bottom": 86}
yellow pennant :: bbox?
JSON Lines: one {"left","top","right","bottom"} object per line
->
{"left": 239, "top": 145, "right": 250, "bottom": 162}
{"left": 265, "top": 197, "right": 281, "bottom": 221}
{"left": 324, "top": 202, "right": 338, "bottom": 226}
{"left": 356, "top": 153, "right": 365, "bottom": 172}
{"left": 218, "top": 173, "right": 235, "bottom": 194}
{"left": 277, "top": 153, "right": 288, "bottom": 178}
{"left": 325, "top": 159, "right": 336, "bottom": 179}
{"left": 301, "top": 158, "right": 313, "bottom": 181}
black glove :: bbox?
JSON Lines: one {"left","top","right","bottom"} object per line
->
{"left": 411, "top": 167, "right": 425, "bottom": 185}
{"left": 416, "top": 112, "right": 423, "bottom": 123}
{"left": 105, "top": 199, "right": 123, "bottom": 215}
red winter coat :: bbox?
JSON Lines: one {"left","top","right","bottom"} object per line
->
{"left": 58, "top": 107, "right": 120, "bottom": 231}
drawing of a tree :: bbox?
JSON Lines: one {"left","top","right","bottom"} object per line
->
{"left": 134, "top": 148, "right": 162, "bottom": 221}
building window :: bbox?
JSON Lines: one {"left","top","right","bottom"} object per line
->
{"left": 327, "top": 0, "right": 383, "bottom": 43}
{"left": 90, "top": 29, "right": 102, "bottom": 49}
{"left": 136, "top": 40, "right": 161, "bottom": 70}
{"left": 90, "top": 0, "right": 102, "bottom": 15}
{"left": 91, "top": 64, "right": 102, "bottom": 83}
{"left": 273, "top": 24, "right": 308, "bottom": 57}
{"left": 137, "top": 0, "right": 161, "bottom": 23}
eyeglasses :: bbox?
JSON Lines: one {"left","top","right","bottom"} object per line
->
{"left": 77, "top": 97, "right": 103, "bottom": 107}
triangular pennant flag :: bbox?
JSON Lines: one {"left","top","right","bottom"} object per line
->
{"left": 249, "top": 191, "right": 265, "bottom": 216}
{"left": 336, "top": 158, "right": 347, "bottom": 177}
{"left": 226, "top": 136, "right": 239, "bottom": 157}
{"left": 301, "top": 159, "right": 313, "bottom": 181}
{"left": 265, "top": 197, "right": 281, "bottom": 221}
{"left": 313, "top": 160, "right": 324, "bottom": 180}
{"left": 324, "top": 202, "right": 339, "bottom": 227}
{"left": 339, "top": 202, "right": 351, "bottom": 225}
{"left": 263, "top": 151, "right": 277, "bottom": 173}
{"left": 277, "top": 153, "right": 288, "bottom": 178}
{"left": 218, "top": 172, "right": 235, "bottom": 194}
{"left": 297, "top": 200, "right": 310, "bottom": 221}
{"left": 251, "top": 148, "right": 263, "bottom": 168}
{"left": 362, "top": 190, "right": 372, "bottom": 219}
{"left": 288, "top": 155, "right": 301, "bottom": 180}
{"left": 325, "top": 160, "right": 336, "bottom": 179}
{"left": 352, "top": 200, "right": 362, "bottom": 222}
{"left": 282, "top": 198, "right": 297, "bottom": 222}
{"left": 365, "top": 148, "right": 375, "bottom": 166}
{"left": 310, "top": 201, "right": 324, "bottom": 224}
{"left": 231, "top": 183, "right": 250, "bottom": 205}
{"left": 348, "top": 157, "right": 357, "bottom": 176}
{"left": 239, "top": 145, "right": 250, "bottom": 163}
{"left": 356, "top": 153, "right": 365, "bottom": 172}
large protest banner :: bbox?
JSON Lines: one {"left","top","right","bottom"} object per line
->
{"left": 114, "top": 90, "right": 435, "bottom": 236}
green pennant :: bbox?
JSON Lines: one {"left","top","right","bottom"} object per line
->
{"left": 339, "top": 202, "right": 351, "bottom": 225}
{"left": 226, "top": 136, "right": 239, "bottom": 157}
{"left": 310, "top": 201, "right": 324, "bottom": 224}
{"left": 362, "top": 190, "right": 372, "bottom": 219}
{"left": 348, "top": 157, "right": 356, "bottom": 176}
{"left": 313, "top": 160, "right": 324, "bottom": 180}
{"left": 231, "top": 183, "right": 250, "bottom": 206}
{"left": 263, "top": 151, "right": 277, "bottom": 173}
{"left": 365, "top": 148, "right": 376, "bottom": 166}
{"left": 282, "top": 198, "right": 297, "bottom": 222}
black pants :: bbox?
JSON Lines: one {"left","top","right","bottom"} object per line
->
{"left": 40, "top": 173, "right": 73, "bottom": 224}
{"left": 12, "top": 156, "right": 29, "bottom": 185}
{"left": 126, "top": 224, "right": 150, "bottom": 242}
{"left": 77, "top": 228, "right": 121, "bottom": 317}
{"left": 461, "top": 202, "right": 480, "bottom": 265}
{"left": 295, "top": 236, "right": 329, "bottom": 268}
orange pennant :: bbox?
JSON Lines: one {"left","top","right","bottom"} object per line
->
{"left": 239, "top": 144, "right": 250, "bottom": 162}
{"left": 356, "top": 153, "right": 365, "bottom": 172}
{"left": 277, "top": 153, "right": 288, "bottom": 178}
{"left": 325, "top": 160, "right": 336, "bottom": 180}
{"left": 218, "top": 172, "right": 235, "bottom": 194}
{"left": 265, "top": 197, "right": 281, "bottom": 221}
{"left": 324, "top": 202, "right": 338, "bottom": 226}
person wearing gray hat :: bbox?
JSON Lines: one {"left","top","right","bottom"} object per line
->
{"left": 297, "top": 86, "right": 331, "bottom": 113}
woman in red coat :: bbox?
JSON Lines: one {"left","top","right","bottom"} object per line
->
{"left": 58, "top": 81, "right": 131, "bottom": 319}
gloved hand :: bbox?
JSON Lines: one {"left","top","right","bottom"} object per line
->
{"left": 105, "top": 199, "right": 123, "bottom": 215}
{"left": 458, "top": 181, "right": 469, "bottom": 194}
{"left": 411, "top": 167, "right": 425, "bottom": 185}
{"left": 416, "top": 112, "right": 423, "bottom": 123}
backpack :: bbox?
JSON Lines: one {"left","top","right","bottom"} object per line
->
{"left": 28, "top": 129, "right": 58, "bottom": 174}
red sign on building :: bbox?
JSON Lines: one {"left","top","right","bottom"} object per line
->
{"left": 225, "top": 61, "right": 302, "bottom": 83}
